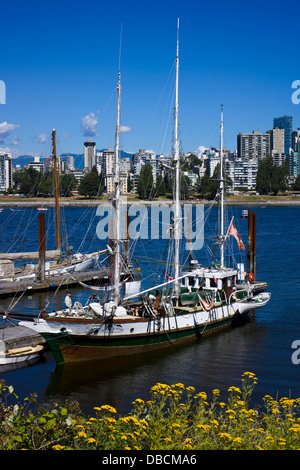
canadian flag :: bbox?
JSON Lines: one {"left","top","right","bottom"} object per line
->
{"left": 229, "top": 221, "right": 245, "bottom": 250}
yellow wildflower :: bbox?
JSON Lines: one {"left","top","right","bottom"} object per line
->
{"left": 52, "top": 444, "right": 65, "bottom": 450}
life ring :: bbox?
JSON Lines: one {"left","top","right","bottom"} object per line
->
{"left": 249, "top": 272, "right": 254, "bottom": 281}
{"left": 232, "top": 289, "right": 237, "bottom": 300}
{"left": 119, "top": 262, "right": 122, "bottom": 269}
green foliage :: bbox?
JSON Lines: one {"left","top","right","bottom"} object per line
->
{"left": 154, "top": 174, "right": 166, "bottom": 197}
{"left": 13, "top": 168, "right": 44, "bottom": 197}
{"left": 2, "top": 373, "right": 300, "bottom": 450}
{"left": 12, "top": 168, "right": 78, "bottom": 197}
{"left": 60, "top": 173, "right": 77, "bottom": 197}
{"left": 78, "top": 166, "right": 105, "bottom": 198}
{"left": 196, "top": 163, "right": 232, "bottom": 200}
{"left": 137, "top": 164, "right": 154, "bottom": 199}
{"left": 293, "top": 174, "right": 300, "bottom": 191}
{"left": 256, "top": 156, "right": 289, "bottom": 195}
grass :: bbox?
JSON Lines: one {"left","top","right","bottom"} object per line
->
{"left": 1, "top": 372, "right": 300, "bottom": 450}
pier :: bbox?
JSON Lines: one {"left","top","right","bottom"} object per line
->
{"left": 0, "top": 267, "right": 139, "bottom": 298}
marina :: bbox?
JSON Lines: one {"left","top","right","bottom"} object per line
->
{"left": 0, "top": 203, "right": 296, "bottom": 417}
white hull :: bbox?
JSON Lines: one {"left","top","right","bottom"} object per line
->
{"left": 20, "top": 292, "right": 271, "bottom": 339}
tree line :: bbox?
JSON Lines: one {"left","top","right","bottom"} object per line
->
{"left": 11, "top": 166, "right": 105, "bottom": 198}
{"left": 8, "top": 154, "right": 296, "bottom": 199}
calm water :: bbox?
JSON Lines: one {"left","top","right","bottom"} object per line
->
{"left": 0, "top": 203, "right": 300, "bottom": 416}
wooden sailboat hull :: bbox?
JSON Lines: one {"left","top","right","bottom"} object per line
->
{"left": 41, "top": 315, "right": 234, "bottom": 363}
{"left": 20, "top": 292, "right": 270, "bottom": 364}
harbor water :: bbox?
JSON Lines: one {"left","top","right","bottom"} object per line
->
{"left": 0, "top": 203, "right": 299, "bottom": 416}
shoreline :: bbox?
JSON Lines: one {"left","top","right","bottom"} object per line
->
{"left": 0, "top": 197, "right": 300, "bottom": 207}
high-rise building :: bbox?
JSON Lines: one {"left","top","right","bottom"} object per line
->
{"left": 237, "top": 130, "right": 270, "bottom": 162}
{"left": 289, "top": 151, "right": 300, "bottom": 178}
{"left": 273, "top": 115, "right": 292, "bottom": 157}
{"left": 84, "top": 140, "right": 96, "bottom": 172}
{"left": 267, "top": 128, "right": 285, "bottom": 154}
{"left": 225, "top": 156, "right": 258, "bottom": 190}
{"left": 0, "top": 152, "right": 12, "bottom": 192}
{"left": 292, "top": 128, "right": 300, "bottom": 152}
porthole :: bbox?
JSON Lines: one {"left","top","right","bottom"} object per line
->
{"left": 130, "top": 328, "right": 134, "bottom": 333}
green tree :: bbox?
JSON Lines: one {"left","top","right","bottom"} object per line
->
{"left": 271, "top": 160, "right": 289, "bottom": 195}
{"left": 154, "top": 174, "right": 166, "bottom": 197}
{"left": 127, "top": 176, "right": 133, "bottom": 193}
{"left": 13, "top": 168, "right": 44, "bottom": 196}
{"left": 293, "top": 174, "right": 300, "bottom": 191}
{"left": 137, "top": 164, "right": 154, "bottom": 199}
{"left": 255, "top": 156, "right": 273, "bottom": 195}
{"left": 60, "top": 174, "right": 78, "bottom": 197}
{"left": 79, "top": 166, "right": 104, "bottom": 198}
{"left": 256, "top": 156, "right": 289, "bottom": 195}
{"left": 197, "top": 174, "right": 211, "bottom": 198}
{"left": 180, "top": 174, "right": 191, "bottom": 199}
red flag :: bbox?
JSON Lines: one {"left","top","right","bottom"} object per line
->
{"left": 229, "top": 221, "right": 245, "bottom": 250}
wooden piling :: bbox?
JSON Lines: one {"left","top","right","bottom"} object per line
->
{"left": 247, "top": 206, "right": 252, "bottom": 257}
{"left": 38, "top": 213, "right": 46, "bottom": 282}
{"left": 249, "top": 211, "right": 256, "bottom": 280}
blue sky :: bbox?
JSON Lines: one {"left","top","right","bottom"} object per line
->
{"left": 1, "top": 0, "right": 300, "bottom": 159}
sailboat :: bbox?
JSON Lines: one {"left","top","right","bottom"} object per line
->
{"left": 0, "top": 130, "right": 102, "bottom": 284}
{"left": 19, "top": 21, "right": 271, "bottom": 364}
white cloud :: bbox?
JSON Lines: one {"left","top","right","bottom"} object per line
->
{"left": 0, "top": 121, "right": 20, "bottom": 143}
{"left": 120, "top": 125, "right": 132, "bottom": 133}
{"left": 37, "top": 134, "right": 47, "bottom": 144}
{"left": 11, "top": 135, "right": 21, "bottom": 147}
{"left": 196, "top": 145, "right": 208, "bottom": 156}
{"left": 62, "top": 132, "right": 71, "bottom": 138}
{"left": 32, "top": 134, "right": 48, "bottom": 144}
{"left": 80, "top": 112, "right": 99, "bottom": 137}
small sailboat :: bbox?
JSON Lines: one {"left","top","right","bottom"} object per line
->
{"left": 20, "top": 21, "right": 271, "bottom": 364}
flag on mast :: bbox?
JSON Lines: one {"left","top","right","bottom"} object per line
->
{"left": 229, "top": 221, "right": 245, "bottom": 250}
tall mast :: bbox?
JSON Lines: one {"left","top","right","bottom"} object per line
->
{"left": 220, "top": 105, "right": 224, "bottom": 267}
{"left": 51, "top": 129, "right": 61, "bottom": 252}
{"left": 113, "top": 70, "right": 121, "bottom": 304}
{"left": 174, "top": 18, "right": 180, "bottom": 297}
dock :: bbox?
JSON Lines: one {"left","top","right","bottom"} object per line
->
{"left": 0, "top": 322, "right": 45, "bottom": 352}
{"left": 0, "top": 267, "right": 139, "bottom": 298}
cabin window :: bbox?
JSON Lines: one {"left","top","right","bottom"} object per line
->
{"left": 189, "top": 277, "right": 194, "bottom": 286}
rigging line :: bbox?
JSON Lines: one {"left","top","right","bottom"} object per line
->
{"left": 142, "top": 61, "right": 176, "bottom": 144}
{"left": 160, "top": 83, "right": 176, "bottom": 155}
{"left": 7, "top": 207, "right": 39, "bottom": 254}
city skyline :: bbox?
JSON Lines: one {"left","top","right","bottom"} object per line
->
{"left": 0, "top": 0, "right": 300, "bottom": 159}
